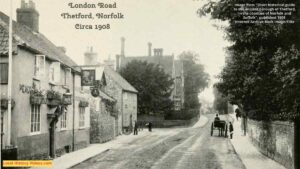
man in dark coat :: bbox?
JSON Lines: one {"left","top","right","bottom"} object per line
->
{"left": 148, "top": 122, "right": 152, "bottom": 132}
{"left": 134, "top": 121, "right": 138, "bottom": 135}
{"left": 229, "top": 122, "right": 234, "bottom": 139}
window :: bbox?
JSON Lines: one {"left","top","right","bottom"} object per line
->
{"left": 61, "top": 109, "right": 67, "bottom": 129}
{"left": 0, "top": 63, "right": 8, "bottom": 84}
{"left": 65, "top": 68, "right": 71, "bottom": 86}
{"left": 31, "top": 104, "right": 41, "bottom": 133}
{"left": 79, "top": 107, "right": 85, "bottom": 127}
{"left": 34, "top": 55, "right": 45, "bottom": 79}
{"left": 49, "top": 62, "right": 60, "bottom": 84}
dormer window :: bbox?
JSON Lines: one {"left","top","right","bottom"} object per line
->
{"left": 34, "top": 55, "right": 45, "bottom": 79}
{"left": 49, "top": 61, "right": 60, "bottom": 84}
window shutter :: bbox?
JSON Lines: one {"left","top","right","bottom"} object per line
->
{"left": 96, "top": 67, "right": 104, "bottom": 80}
{"left": 35, "top": 55, "right": 45, "bottom": 78}
{"left": 49, "top": 64, "right": 54, "bottom": 82}
{"left": 53, "top": 62, "right": 61, "bottom": 83}
{"left": 0, "top": 63, "right": 8, "bottom": 84}
{"left": 34, "top": 55, "right": 40, "bottom": 77}
{"left": 66, "top": 68, "right": 71, "bottom": 86}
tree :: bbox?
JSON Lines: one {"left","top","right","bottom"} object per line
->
{"left": 120, "top": 60, "right": 174, "bottom": 115}
{"left": 213, "top": 86, "right": 232, "bottom": 114}
{"left": 199, "top": 0, "right": 300, "bottom": 120}
{"left": 179, "top": 51, "right": 210, "bottom": 110}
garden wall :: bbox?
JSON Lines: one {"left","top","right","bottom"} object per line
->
{"left": 248, "top": 119, "right": 294, "bottom": 169}
{"left": 137, "top": 114, "right": 199, "bottom": 128}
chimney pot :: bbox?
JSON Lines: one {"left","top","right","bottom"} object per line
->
{"left": 148, "top": 42, "right": 152, "bottom": 57}
{"left": 154, "top": 48, "right": 163, "bottom": 56}
{"left": 84, "top": 46, "right": 98, "bottom": 65}
{"left": 17, "top": 0, "right": 39, "bottom": 32}
{"left": 121, "top": 37, "right": 125, "bottom": 57}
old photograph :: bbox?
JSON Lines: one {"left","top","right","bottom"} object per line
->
{"left": 0, "top": 0, "right": 299, "bottom": 168}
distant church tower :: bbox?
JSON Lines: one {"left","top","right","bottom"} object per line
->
{"left": 84, "top": 46, "right": 98, "bottom": 65}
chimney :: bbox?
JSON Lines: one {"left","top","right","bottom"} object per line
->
{"left": 148, "top": 42, "right": 152, "bottom": 57}
{"left": 121, "top": 37, "right": 125, "bottom": 57}
{"left": 154, "top": 48, "right": 163, "bottom": 56}
{"left": 84, "top": 46, "right": 98, "bottom": 65}
{"left": 116, "top": 55, "right": 120, "bottom": 72}
{"left": 17, "top": 0, "right": 39, "bottom": 32}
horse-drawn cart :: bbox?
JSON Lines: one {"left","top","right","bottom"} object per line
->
{"left": 211, "top": 120, "right": 227, "bottom": 137}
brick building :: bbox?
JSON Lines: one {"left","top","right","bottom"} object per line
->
{"left": 116, "top": 38, "right": 184, "bottom": 111}
{"left": 81, "top": 48, "right": 138, "bottom": 135}
{"left": 0, "top": 1, "right": 90, "bottom": 159}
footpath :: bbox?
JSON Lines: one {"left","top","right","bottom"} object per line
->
{"left": 226, "top": 114, "right": 286, "bottom": 169}
{"left": 33, "top": 115, "right": 208, "bottom": 169}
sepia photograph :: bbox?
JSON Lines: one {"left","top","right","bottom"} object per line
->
{"left": 0, "top": 0, "right": 299, "bottom": 168}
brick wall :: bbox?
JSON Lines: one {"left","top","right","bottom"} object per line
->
{"left": 248, "top": 119, "right": 294, "bottom": 169}
{"left": 17, "top": 133, "right": 49, "bottom": 160}
{"left": 90, "top": 98, "right": 116, "bottom": 143}
{"left": 103, "top": 74, "right": 122, "bottom": 135}
{"left": 122, "top": 91, "right": 137, "bottom": 127}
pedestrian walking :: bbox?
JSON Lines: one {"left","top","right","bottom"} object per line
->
{"left": 229, "top": 122, "right": 234, "bottom": 139}
{"left": 134, "top": 121, "right": 138, "bottom": 135}
{"left": 235, "top": 108, "right": 240, "bottom": 121}
{"left": 148, "top": 122, "right": 152, "bottom": 132}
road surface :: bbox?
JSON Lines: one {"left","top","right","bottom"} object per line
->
{"left": 70, "top": 114, "right": 246, "bottom": 169}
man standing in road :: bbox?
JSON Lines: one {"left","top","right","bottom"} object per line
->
{"left": 134, "top": 121, "right": 138, "bottom": 135}
{"left": 148, "top": 122, "right": 152, "bottom": 132}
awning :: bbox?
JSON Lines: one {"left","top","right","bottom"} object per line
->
{"left": 99, "top": 90, "right": 116, "bottom": 102}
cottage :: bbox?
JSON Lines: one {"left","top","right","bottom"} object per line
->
{"left": 81, "top": 48, "right": 138, "bottom": 135}
{"left": 0, "top": 1, "right": 90, "bottom": 159}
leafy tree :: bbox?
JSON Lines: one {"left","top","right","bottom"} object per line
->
{"left": 213, "top": 86, "right": 232, "bottom": 114}
{"left": 120, "top": 60, "right": 174, "bottom": 115}
{"left": 179, "top": 51, "right": 210, "bottom": 110}
{"left": 199, "top": 0, "right": 300, "bottom": 120}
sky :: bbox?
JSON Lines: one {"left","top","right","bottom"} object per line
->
{"left": 0, "top": 0, "right": 229, "bottom": 104}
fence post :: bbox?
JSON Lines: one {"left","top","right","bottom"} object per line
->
{"left": 295, "top": 119, "right": 300, "bottom": 169}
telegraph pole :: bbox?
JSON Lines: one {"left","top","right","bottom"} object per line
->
{"left": 7, "top": 0, "right": 14, "bottom": 147}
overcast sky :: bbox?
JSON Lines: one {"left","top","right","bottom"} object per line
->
{"left": 0, "top": 0, "right": 229, "bottom": 104}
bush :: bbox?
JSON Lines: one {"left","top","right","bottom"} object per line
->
{"left": 165, "top": 109, "right": 199, "bottom": 120}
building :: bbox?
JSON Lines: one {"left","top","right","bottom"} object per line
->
{"left": 115, "top": 38, "right": 184, "bottom": 111}
{"left": 82, "top": 48, "right": 138, "bottom": 135}
{"left": 0, "top": 1, "right": 90, "bottom": 159}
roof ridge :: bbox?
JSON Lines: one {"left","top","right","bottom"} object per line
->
{"left": 0, "top": 11, "right": 79, "bottom": 68}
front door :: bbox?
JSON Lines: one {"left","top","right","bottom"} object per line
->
{"left": 1, "top": 110, "right": 7, "bottom": 149}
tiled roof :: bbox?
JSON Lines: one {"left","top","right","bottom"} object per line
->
{"left": 104, "top": 65, "right": 138, "bottom": 93}
{"left": 0, "top": 12, "right": 79, "bottom": 71}
{"left": 99, "top": 90, "right": 116, "bottom": 102}
{"left": 0, "top": 24, "right": 9, "bottom": 55}
{"left": 120, "top": 55, "right": 174, "bottom": 76}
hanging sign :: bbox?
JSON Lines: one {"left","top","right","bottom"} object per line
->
{"left": 81, "top": 69, "right": 95, "bottom": 86}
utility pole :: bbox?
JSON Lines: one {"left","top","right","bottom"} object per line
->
{"left": 7, "top": 0, "right": 13, "bottom": 147}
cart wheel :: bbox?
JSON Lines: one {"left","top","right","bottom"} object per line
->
{"left": 211, "top": 123, "right": 214, "bottom": 136}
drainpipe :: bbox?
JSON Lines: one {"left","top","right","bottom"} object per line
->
{"left": 72, "top": 72, "right": 75, "bottom": 151}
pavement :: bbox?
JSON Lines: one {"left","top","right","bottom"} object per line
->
{"left": 226, "top": 114, "right": 287, "bottom": 169}
{"left": 34, "top": 115, "right": 208, "bottom": 169}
